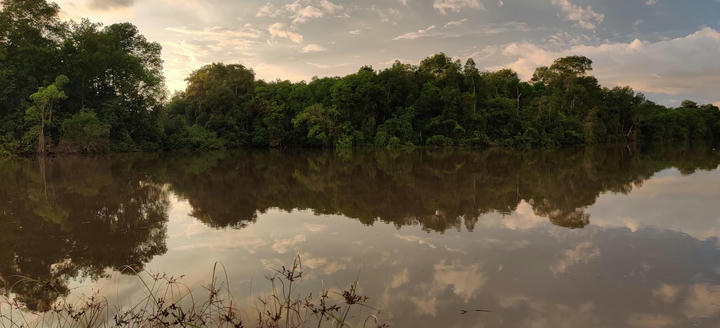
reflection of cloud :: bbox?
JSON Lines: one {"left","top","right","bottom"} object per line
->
{"left": 591, "top": 171, "right": 720, "bottom": 244}
{"left": 434, "top": 260, "right": 486, "bottom": 302}
{"left": 550, "top": 242, "right": 600, "bottom": 274}
{"left": 272, "top": 234, "right": 306, "bottom": 254}
{"left": 501, "top": 200, "right": 547, "bottom": 230}
{"left": 500, "top": 296, "right": 599, "bottom": 327}
{"left": 652, "top": 284, "right": 680, "bottom": 303}
{"left": 411, "top": 260, "right": 486, "bottom": 316}
{"left": 174, "top": 236, "right": 266, "bottom": 253}
{"left": 683, "top": 284, "right": 720, "bottom": 318}
{"left": 626, "top": 313, "right": 676, "bottom": 327}
{"left": 391, "top": 268, "right": 409, "bottom": 288}
{"left": 395, "top": 234, "right": 437, "bottom": 249}
{"left": 300, "top": 253, "right": 347, "bottom": 274}
{"left": 305, "top": 223, "right": 328, "bottom": 232}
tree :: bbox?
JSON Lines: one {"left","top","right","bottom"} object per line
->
{"left": 0, "top": 0, "right": 64, "bottom": 138}
{"left": 681, "top": 100, "right": 698, "bottom": 109}
{"left": 25, "top": 75, "right": 68, "bottom": 154}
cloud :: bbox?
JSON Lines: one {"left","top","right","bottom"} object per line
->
{"left": 645, "top": 0, "right": 658, "bottom": 5}
{"left": 433, "top": 0, "right": 483, "bottom": 14}
{"left": 258, "top": 0, "right": 344, "bottom": 24}
{"left": 268, "top": 22, "right": 303, "bottom": 43}
{"left": 288, "top": 5, "right": 324, "bottom": 23}
{"left": 349, "top": 29, "right": 361, "bottom": 35}
{"left": 305, "top": 62, "right": 351, "bottom": 69}
{"left": 550, "top": 0, "right": 604, "bottom": 30}
{"left": 256, "top": 3, "right": 280, "bottom": 17}
{"left": 302, "top": 43, "right": 327, "bottom": 53}
{"left": 393, "top": 25, "right": 437, "bottom": 40}
{"left": 444, "top": 18, "right": 468, "bottom": 28}
{"left": 491, "top": 27, "right": 720, "bottom": 105}
{"left": 89, "top": 0, "right": 134, "bottom": 9}
{"left": 550, "top": 241, "right": 600, "bottom": 274}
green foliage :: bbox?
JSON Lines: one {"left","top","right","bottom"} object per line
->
{"left": 1, "top": 1, "right": 164, "bottom": 154}
{"left": 1, "top": 0, "right": 718, "bottom": 153}
{"left": 60, "top": 110, "right": 110, "bottom": 153}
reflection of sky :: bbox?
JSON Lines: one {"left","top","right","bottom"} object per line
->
{"left": 65, "top": 167, "right": 720, "bottom": 327}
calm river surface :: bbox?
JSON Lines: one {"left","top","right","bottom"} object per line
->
{"left": 2, "top": 147, "right": 720, "bottom": 327}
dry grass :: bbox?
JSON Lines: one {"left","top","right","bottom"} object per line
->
{"left": 0, "top": 256, "right": 388, "bottom": 328}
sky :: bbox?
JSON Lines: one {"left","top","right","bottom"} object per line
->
{"left": 54, "top": 0, "right": 720, "bottom": 107}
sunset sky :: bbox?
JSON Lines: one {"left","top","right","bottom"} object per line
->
{"left": 54, "top": 0, "right": 720, "bottom": 106}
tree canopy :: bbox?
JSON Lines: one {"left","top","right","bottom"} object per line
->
{"left": 1, "top": 0, "right": 719, "bottom": 155}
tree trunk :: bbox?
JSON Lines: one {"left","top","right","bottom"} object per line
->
{"left": 39, "top": 108, "right": 45, "bottom": 155}
{"left": 472, "top": 76, "right": 477, "bottom": 114}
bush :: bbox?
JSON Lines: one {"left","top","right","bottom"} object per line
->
{"left": 426, "top": 134, "right": 454, "bottom": 146}
{"left": 60, "top": 110, "right": 111, "bottom": 153}
{"left": 186, "top": 124, "right": 226, "bottom": 151}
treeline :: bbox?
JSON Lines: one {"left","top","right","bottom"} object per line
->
{"left": 1, "top": 0, "right": 719, "bottom": 155}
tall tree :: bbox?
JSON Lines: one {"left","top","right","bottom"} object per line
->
{"left": 25, "top": 74, "right": 68, "bottom": 154}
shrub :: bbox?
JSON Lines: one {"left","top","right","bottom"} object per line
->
{"left": 60, "top": 110, "right": 110, "bottom": 153}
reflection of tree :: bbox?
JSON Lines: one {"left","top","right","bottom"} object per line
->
{"left": 0, "top": 146, "right": 718, "bottom": 311}
{"left": 166, "top": 146, "right": 720, "bottom": 232}
{"left": 0, "top": 156, "right": 169, "bottom": 311}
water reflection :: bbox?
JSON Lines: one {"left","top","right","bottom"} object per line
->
{"left": 0, "top": 156, "right": 168, "bottom": 311}
{"left": 0, "top": 146, "right": 719, "bottom": 326}
{"left": 164, "top": 147, "right": 719, "bottom": 231}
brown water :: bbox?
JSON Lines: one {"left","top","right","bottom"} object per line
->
{"left": 2, "top": 147, "right": 720, "bottom": 327}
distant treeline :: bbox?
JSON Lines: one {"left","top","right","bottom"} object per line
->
{"left": 1, "top": 0, "right": 719, "bottom": 155}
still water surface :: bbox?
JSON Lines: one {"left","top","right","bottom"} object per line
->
{"left": 2, "top": 147, "right": 720, "bottom": 327}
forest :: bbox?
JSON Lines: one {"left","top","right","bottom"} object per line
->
{"left": 1, "top": 0, "right": 719, "bottom": 155}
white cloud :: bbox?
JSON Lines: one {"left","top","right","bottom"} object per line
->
{"left": 349, "top": 29, "right": 361, "bottom": 35}
{"left": 268, "top": 22, "right": 303, "bottom": 43}
{"left": 393, "top": 25, "right": 437, "bottom": 40}
{"left": 492, "top": 27, "right": 720, "bottom": 105}
{"left": 433, "top": 0, "right": 483, "bottom": 14}
{"left": 305, "top": 62, "right": 351, "bottom": 69}
{"left": 550, "top": 0, "right": 605, "bottom": 30}
{"left": 444, "top": 18, "right": 468, "bottom": 28}
{"left": 289, "top": 5, "right": 324, "bottom": 24}
{"left": 645, "top": 0, "right": 658, "bottom": 6}
{"left": 302, "top": 43, "right": 327, "bottom": 53}
{"left": 259, "top": 0, "right": 344, "bottom": 24}
{"left": 256, "top": 3, "right": 279, "bottom": 17}
{"left": 90, "top": 0, "right": 133, "bottom": 9}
